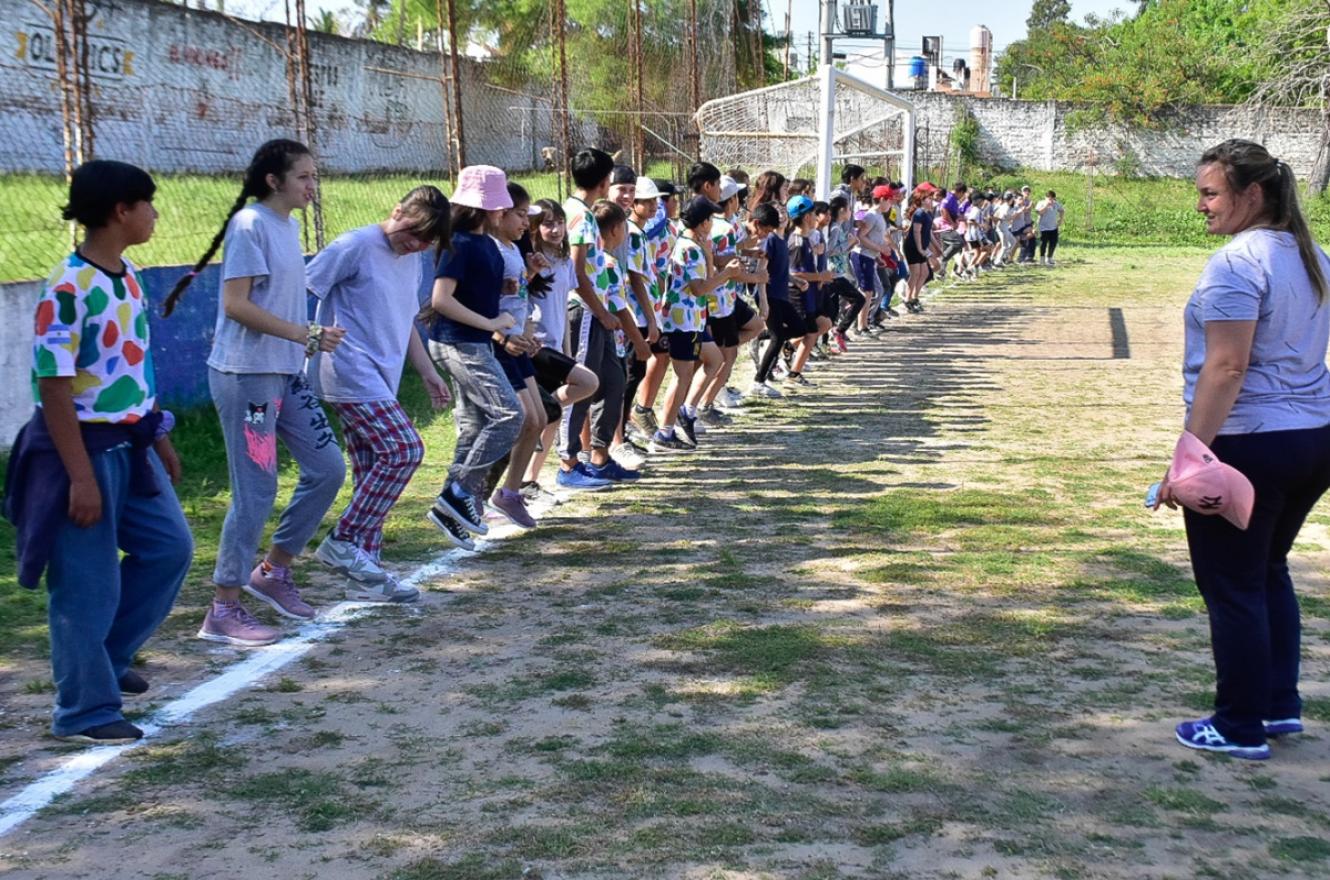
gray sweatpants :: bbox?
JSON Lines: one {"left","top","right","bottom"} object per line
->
{"left": 427, "top": 340, "right": 523, "bottom": 497}
{"left": 558, "top": 307, "right": 625, "bottom": 460}
{"left": 208, "top": 369, "right": 346, "bottom": 586}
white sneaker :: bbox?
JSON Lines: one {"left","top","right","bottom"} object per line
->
{"left": 346, "top": 572, "right": 419, "bottom": 604}
{"left": 1047, "top": 258, "right": 1057, "bottom": 267}
{"left": 315, "top": 533, "right": 388, "bottom": 583}
{"left": 750, "top": 381, "right": 783, "bottom": 399}
{"left": 610, "top": 442, "right": 646, "bottom": 470}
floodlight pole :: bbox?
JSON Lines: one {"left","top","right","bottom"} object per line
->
{"left": 816, "top": 64, "right": 836, "bottom": 199}
{"left": 820, "top": 0, "right": 836, "bottom": 67}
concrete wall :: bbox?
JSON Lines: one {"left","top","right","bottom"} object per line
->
{"left": 905, "top": 91, "right": 1323, "bottom": 178}
{"left": 0, "top": 0, "right": 592, "bottom": 175}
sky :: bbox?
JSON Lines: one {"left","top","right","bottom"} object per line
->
{"left": 789, "top": 0, "right": 1133, "bottom": 63}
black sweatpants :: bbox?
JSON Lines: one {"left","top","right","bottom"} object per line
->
{"left": 755, "top": 298, "right": 804, "bottom": 383}
{"left": 1183, "top": 423, "right": 1330, "bottom": 745}
{"left": 1039, "top": 229, "right": 1059, "bottom": 260}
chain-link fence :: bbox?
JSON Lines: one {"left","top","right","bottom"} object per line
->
{"left": 0, "top": 0, "right": 753, "bottom": 282}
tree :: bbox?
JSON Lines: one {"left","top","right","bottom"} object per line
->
{"left": 310, "top": 8, "right": 339, "bottom": 34}
{"left": 1026, "top": 0, "right": 1071, "bottom": 31}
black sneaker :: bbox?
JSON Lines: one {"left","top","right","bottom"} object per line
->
{"left": 649, "top": 429, "right": 691, "bottom": 453}
{"left": 676, "top": 411, "right": 699, "bottom": 447}
{"left": 426, "top": 506, "right": 477, "bottom": 551}
{"left": 434, "top": 483, "right": 488, "bottom": 535}
{"left": 54, "top": 720, "right": 143, "bottom": 745}
{"left": 119, "top": 670, "right": 149, "bottom": 696}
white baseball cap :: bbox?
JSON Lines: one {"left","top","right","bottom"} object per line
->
{"left": 635, "top": 176, "right": 662, "bottom": 200}
{"left": 718, "top": 175, "right": 741, "bottom": 202}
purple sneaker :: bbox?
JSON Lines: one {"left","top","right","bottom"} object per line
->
{"left": 489, "top": 488, "right": 538, "bottom": 529}
{"left": 197, "top": 600, "right": 281, "bottom": 647}
{"left": 244, "top": 563, "right": 315, "bottom": 620}
{"left": 1175, "top": 718, "right": 1270, "bottom": 760}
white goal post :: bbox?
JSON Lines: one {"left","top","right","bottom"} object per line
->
{"left": 695, "top": 65, "right": 915, "bottom": 198}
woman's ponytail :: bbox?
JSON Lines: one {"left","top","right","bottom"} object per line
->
{"left": 161, "top": 138, "right": 311, "bottom": 317}
{"left": 1276, "top": 160, "right": 1329, "bottom": 304}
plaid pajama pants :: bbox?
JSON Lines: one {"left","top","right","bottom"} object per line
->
{"left": 330, "top": 399, "right": 425, "bottom": 557}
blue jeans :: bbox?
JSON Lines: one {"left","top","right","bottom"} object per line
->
{"left": 427, "top": 340, "right": 523, "bottom": 496}
{"left": 47, "top": 446, "right": 193, "bottom": 735}
{"left": 1184, "top": 423, "right": 1330, "bottom": 745}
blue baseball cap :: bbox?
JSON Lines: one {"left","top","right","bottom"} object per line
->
{"left": 786, "top": 195, "right": 814, "bottom": 220}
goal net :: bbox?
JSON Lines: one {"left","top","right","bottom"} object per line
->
{"left": 695, "top": 67, "right": 914, "bottom": 196}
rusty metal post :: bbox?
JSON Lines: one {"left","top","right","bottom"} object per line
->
{"left": 445, "top": 0, "right": 466, "bottom": 169}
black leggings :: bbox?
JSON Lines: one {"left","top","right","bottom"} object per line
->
{"left": 1039, "top": 229, "right": 1059, "bottom": 259}
{"left": 755, "top": 299, "right": 804, "bottom": 383}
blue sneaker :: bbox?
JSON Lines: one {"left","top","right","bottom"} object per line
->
{"left": 1175, "top": 718, "right": 1270, "bottom": 760}
{"left": 1264, "top": 718, "right": 1304, "bottom": 737}
{"left": 556, "top": 462, "right": 613, "bottom": 491}
{"left": 587, "top": 459, "right": 641, "bottom": 482}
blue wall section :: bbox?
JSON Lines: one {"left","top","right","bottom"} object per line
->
{"left": 137, "top": 252, "right": 436, "bottom": 410}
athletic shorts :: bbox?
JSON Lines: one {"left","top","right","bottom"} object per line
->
{"left": 851, "top": 252, "right": 878, "bottom": 293}
{"left": 494, "top": 344, "right": 535, "bottom": 390}
{"left": 789, "top": 290, "right": 821, "bottom": 335}
{"left": 986, "top": 229, "right": 1000, "bottom": 245}
{"left": 651, "top": 329, "right": 701, "bottom": 361}
{"left": 817, "top": 287, "right": 841, "bottom": 319}
{"left": 707, "top": 313, "right": 741, "bottom": 348}
{"left": 532, "top": 345, "right": 577, "bottom": 394}
{"left": 700, "top": 326, "right": 714, "bottom": 345}
{"left": 732, "top": 295, "right": 757, "bottom": 328}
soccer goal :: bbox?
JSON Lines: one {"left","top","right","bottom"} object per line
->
{"left": 695, "top": 66, "right": 915, "bottom": 197}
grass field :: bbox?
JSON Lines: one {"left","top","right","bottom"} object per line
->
{"left": 2, "top": 246, "right": 1329, "bottom": 878}
{"left": 8, "top": 166, "right": 1330, "bottom": 283}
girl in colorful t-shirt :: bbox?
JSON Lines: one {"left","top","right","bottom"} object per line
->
{"left": 14, "top": 160, "right": 192, "bottom": 743}
{"left": 164, "top": 139, "right": 347, "bottom": 647}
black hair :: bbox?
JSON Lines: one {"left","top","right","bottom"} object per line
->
{"left": 451, "top": 204, "right": 490, "bottom": 234}
{"left": 571, "top": 147, "right": 615, "bottom": 190}
{"left": 397, "top": 185, "right": 451, "bottom": 257}
{"left": 953, "top": 181, "right": 968, "bottom": 193}
{"left": 687, "top": 161, "right": 722, "bottom": 193}
{"left": 507, "top": 181, "right": 532, "bottom": 209}
{"left": 750, "top": 203, "right": 780, "bottom": 230}
{"left": 62, "top": 160, "right": 156, "bottom": 229}
{"left": 1201, "top": 138, "right": 1329, "bottom": 302}
{"left": 680, "top": 196, "right": 719, "bottom": 230}
{"left": 829, "top": 195, "right": 849, "bottom": 221}
{"left": 610, "top": 164, "right": 637, "bottom": 186}
{"left": 841, "top": 164, "right": 866, "bottom": 185}
{"left": 163, "top": 138, "right": 311, "bottom": 317}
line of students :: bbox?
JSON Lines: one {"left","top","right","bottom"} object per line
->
{"left": 11, "top": 144, "right": 977, "bottom": 745}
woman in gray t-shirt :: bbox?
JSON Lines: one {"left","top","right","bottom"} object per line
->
{"left": 1159, "top": 139, "right": 1330, "bottom": 761}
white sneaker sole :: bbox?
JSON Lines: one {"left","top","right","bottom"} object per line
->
{"left": 426, "top": 509, "right": 477, "bottom": 550}
{"left": 196, "top": 626, "right": 281, "bottom": 648}
{"left": 345, "top": 586, "right": 420, "bottom": 604}
{"left": 241, "top": 584, "right": 315, "bottom": 621}
{"left": 430, "top": 499, "right": 489, "bottom": 535}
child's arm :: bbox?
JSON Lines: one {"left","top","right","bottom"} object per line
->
{"left": 405, "top": 330, "right": 452, "bottom": 409}
{"left": 627, "top": 271, "right": 659, "bottom": 343}
{"left": 222, "top": 276, "right": 346, "bottom": 352}
{"left": 37, "top": 378, "right": 100, "bottom": 526}
{"left": 431, "top": 276, "right": 515, "bottom": 333}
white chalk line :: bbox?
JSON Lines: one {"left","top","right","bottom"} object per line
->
{"left": 0, "top": 509, "right": 535, "bottom": 840}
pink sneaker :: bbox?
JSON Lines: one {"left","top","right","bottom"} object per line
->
{"left": 197, "top": 601, "right": 281, "bottom": 647}
{"left": 489, "top": 487, "right": 537, "bottom": 529}
{"left": 244, "top": 562, "right": 316, "bottom": 620}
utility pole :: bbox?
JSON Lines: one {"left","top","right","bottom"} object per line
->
{"left": 820, "top": 0, "right": 836, "bottom": 68}
{"left": 883, "top": 0, "right": 894, "bottom": 89}
{"left": 782, "top": 0, "right": 792, "bottom": 80}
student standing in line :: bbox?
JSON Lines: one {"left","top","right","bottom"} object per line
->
{"left": 306, "top": 186, "right": 451, "bottom": 600}
{"left": 8, "top": 160, "right": 192, "bottom": 743}
{"left": 164, "top": 139, "right": 346, "bottom": 647}
{"left": 1036, "top": 190, "right": 1065, "bottom": 265}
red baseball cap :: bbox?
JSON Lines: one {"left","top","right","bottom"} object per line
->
{"left": 872, "top": 184, "right": 899, "bottom": 200}
{"left": 1167, "top": 432, "right": 1254, "bottom": 530}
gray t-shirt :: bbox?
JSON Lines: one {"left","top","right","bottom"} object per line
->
{"left": 531, "top": 256, "right": 576, "bottom": 352}
{"left": 493, "top": 237, "right": 529, "bottom": 337}
{"left": 1183, "top": 228, "right": 1330, "bottom": 435}
{"left": 305, "top": 224, "right": 426, "bottom": 403}
{"left": 208, "top": 203, "right": 307, "bottom": 375}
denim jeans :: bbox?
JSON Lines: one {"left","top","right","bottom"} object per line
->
{"left": 428, "top": 340, "right": 522, "bottom": 496}
{"left": 209, "top": 370, "right": 346, "bottom": 586}
{"left": 1184, "top": 423, "right": 1330, "bottom": 745}
{"left": 47, "top": 446, "right": 192, "bottom": 735}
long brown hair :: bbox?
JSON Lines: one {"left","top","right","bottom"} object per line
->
{"left": 1200, "top": 138, "right": 1328, "bottom": 303}
{"left": 162, "top": 139, "right": 311, "bottom": 316}
{"left": 747, "top": 170, "right": 787, "bottom": 211}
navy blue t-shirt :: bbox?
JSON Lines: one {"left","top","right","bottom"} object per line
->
{"left": 909, "top": 209, "right": 934, "bottom": 251}
{"left": 430, "top": 230, "right": 503, "bottom": 344}
{"left": 790, "top": 231, "right": 819, "bottom": 311}
{"left": 764, "top": 233, "right": 790, "bottom": 303}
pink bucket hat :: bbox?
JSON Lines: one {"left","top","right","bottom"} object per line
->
{"left": 1168, "top": 431, "right": 1254, "bottom": 530}
{"left": 451, "top": 165, "right": 512, "bottom": 211}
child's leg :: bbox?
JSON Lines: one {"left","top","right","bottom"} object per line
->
{"left": 268, "top": 375, "right": 347, "bottom": 567}
{"left": 661, "top": 358, "right": 696, "bottom": 428}
{"left": 208, "top": 369, "right": 286, "bottom": 602}
{"left": 47, "top": 448, "right": 192, "bottom": 736}
{"left": 330, "top": 401, "right": 425, "bottom": 557}
{"left": 637, "top": 350, "right": 670, "bottom": 411}
{"left": 434, "top": 341, "right": 524, "bottom": 497}
{"left": 504, "top": 379, "right": 546, "bottom": 493}
{"left": 559, "top": 311, "right": 603, "bottom": 466}
{"left": 792, "top": 332, "right": 818, "bottom": 373}
{"left": 704, "top": 346, "right": 739, "bottom": 406}
{"left": 585, "top": 335, "right": 626, "bottom": 466}
{"left": 686, "top": 341, "right": 722, "bottom": 411}
{"left": 558, "top": 364, "right": 598, "bottom": 407}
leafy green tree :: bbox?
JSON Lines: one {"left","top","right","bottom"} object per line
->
{"left": 1026, "top": 0, "right": 1071, "bottom": 31}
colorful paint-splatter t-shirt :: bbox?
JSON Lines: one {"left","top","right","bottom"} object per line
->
{"left": 563, "top": 196, "right": 611, "bottom": 308}
{"left": 660, "top": 235, "right": 708, "bottom": 334}
{"left": 603, "top": 253, "right": 630, "bottom": 357}
{"left": 709, "top": 216, "right": 741, "bottom": 318}
{"left": 645, "top": 200, "right": 676, "bottom": 306}
{"left": 625, "top": 219, "right": 654, "bottom": 327}
{"left": 32, "top": 252, "right": 155, "bottom": 423}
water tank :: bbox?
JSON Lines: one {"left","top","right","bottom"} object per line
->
{"left": 909, "top": 56, "right": 927, "bottom": 79}
{"left": 969, "top": 24, "right": 993, "bottom": 94}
